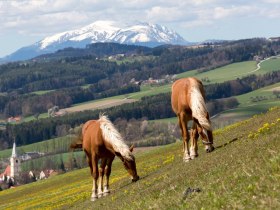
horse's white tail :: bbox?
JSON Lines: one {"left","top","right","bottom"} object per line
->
{"left": 190, "top": 87, "right": 212, "bottom": 131}
{"left": 99, "top": 115, "right": 134, "bottom": 161}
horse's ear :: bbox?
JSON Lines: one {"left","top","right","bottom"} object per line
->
{"left": 115, "top": 151, "right": 124, "bottom": 161}
{"left": 129, "top": 144, "right": 134, "bottom": 152}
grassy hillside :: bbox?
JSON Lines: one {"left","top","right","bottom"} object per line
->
{"left": 211, "top": 81, "right": 280, "bottom": 123}
{"left": 1, "top": 107, "right": 279, "bottom": 209}
{"left": 177, "top": 61, "right": 257, "bottom": 83}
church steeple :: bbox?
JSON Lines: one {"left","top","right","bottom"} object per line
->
{"left": 11, "top": 141, "right": 17, "bottom": 158}
{"left": 10, "top": 140, "right": 20, "bottom": 178}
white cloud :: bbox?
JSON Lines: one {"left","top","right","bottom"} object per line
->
{"left": 187, "top": 0, "right": 220, "bottom": 6}
{"left": 262, "top": 0, "right": 280, "bottom": 3}
{"left": 181, "top": 19, "right": 213, "bottom": 28}
{"left": 1, "top": 0, "right": 280, "bottom": 56}
{"left": 213, "top": 6, "right": 253, "bottom": 19}
{"left": 146, "top": 6, "right": 187, "bottom": 22}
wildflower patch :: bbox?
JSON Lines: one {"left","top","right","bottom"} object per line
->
{"left": 248, "top": 119, "right": 280, "bottom": 139}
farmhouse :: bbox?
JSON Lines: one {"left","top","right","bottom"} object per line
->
{"left": 7, "top": 116, "right": 21, "bottom": 123}
{"left": 0, "top": 165, "right": 11, "bottom": 181}
{"left": 20, "top": 151, "right": 45, "bottom": 161}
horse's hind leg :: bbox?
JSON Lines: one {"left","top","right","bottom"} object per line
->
{"left": 98, "top": 159, "right": 106, "bottom": 198}
{"left": 103, "top": 158, "right": 114, "bottom": 196}
{"left": 179, "top": 112, "right": 191, "bottom": 162}
{"left": 190, "top": 123, "right": 199, "bottom": 159}
{"left": 91, "top": 155, "right": 99, "bottom": 201}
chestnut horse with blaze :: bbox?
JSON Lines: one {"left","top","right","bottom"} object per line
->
{"left": 171, "top": 77, "right": 214, "bottom": 162}
{"left": 70, "top": 115, "right": 139, "bottom": 201}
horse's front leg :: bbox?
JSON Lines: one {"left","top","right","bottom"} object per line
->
{"left": 91, "top": 156, "right": 99, "bottom": 201}
{"left": 179, "top": 113, "right": 191, "bottom": 162}
{"left": 103, "top": 158, "right": 114, "bottom": 196}
{"left": 190, "top": 125, "right": 199, "bottom": 159}
{"left": 190, "top": 122, "right": 199, "bottom": 159}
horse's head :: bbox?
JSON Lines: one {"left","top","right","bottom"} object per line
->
{"left": 123, "top": 157, "right": 139, "bottom": 182}
{"left": 200, "top": 128, "right": 214, "bottom": 153}
{"left": 116, "top": 145, "right": 139, "bottom": 182}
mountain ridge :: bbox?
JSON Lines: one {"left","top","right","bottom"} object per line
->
{"left": 1, "top": 21, "right": 190, "bottom": 62}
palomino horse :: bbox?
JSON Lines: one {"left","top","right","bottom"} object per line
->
{"left": 171, "top": 77, "right": 214, "bottom": 162}
{"left": 70, "top": 115, "right": 139, "bottom": 201}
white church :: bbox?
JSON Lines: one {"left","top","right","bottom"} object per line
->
{"left": 0, "top": 141, "right": 21, "bottom": 181}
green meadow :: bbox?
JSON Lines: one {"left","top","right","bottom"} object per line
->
{"left": 0, "top": 107, "right": 279, "bottom": 209}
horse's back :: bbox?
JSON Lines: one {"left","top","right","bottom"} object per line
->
{"left": 171, "top": 77, "right": 199, "bottom": 114}
{"left": 172, "top": 77, "right": 202, "bottom": 90}
{"left": 82, "top": 119, "right": 116, "bottom": 158}
{"left": 82, "top": 120, "right": 102, "bottom": 153}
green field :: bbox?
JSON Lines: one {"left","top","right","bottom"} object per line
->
{"left": 32, "top": 90, "right": 55, "bottom": 95}
{"left": 1, "top": 107, "right": 279, "bottom": 209}
{"left": 177, "top": 61, "right": 257, "bottom": 83}
{"left": 0, "top": 135, "right": 74, "bottom": 159}
{"left": 211, "top": 82, "right": 280, "bottom": 123}
{"left": 257, "top": 56, "right": 280, "bottom": 74}
{"left": 236, "top": 82, "right": 280, "bottom": 106}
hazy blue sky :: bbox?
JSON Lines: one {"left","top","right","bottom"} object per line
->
{"left": 0, "top": 0, "right": 280, "bottom": 57}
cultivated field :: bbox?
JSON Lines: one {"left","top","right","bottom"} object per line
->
{"left": 1, "top": 107, "right": 279, "bottom": 209}
{"left": 64, "top": 98, "right": 136, "bottom": 113}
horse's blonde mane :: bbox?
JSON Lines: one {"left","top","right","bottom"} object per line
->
{"left": 190, "top": 81, "right": 212, "bottom": 131}
{"left": 98, "top": 115, "right": 134, "bottom": 161}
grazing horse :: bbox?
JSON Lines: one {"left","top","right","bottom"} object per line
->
{"left": 171, "top": 77, "right": 214, "bottom": 162}
{"left": 70, "top": 115, "right": 139, "bottom": 201}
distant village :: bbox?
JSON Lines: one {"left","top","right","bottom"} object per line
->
{"left": 0, "top": 142, "right": 57, "bottom": 190}
{"left": 0, "top": 105, "right": 68, "bottom": 131}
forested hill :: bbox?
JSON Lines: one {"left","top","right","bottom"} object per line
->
{"left": 0, "top": 38, "right": 279, "bottom": 118}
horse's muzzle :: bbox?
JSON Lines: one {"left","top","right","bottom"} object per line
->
{"left": 206, "top": 145, "right": 215, "bottom": 153}
{"left": 132, "top": 175, "right": 140, "bottom": 182}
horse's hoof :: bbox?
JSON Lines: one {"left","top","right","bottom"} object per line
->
{"left": 190, "top": 155, "right": 198, "bottom": 159}
{"left": 91, "top": 196, "right": 98, "bottom": 202}
{"left": 103, "top": 189, "right": 110, "bottom": 196}
{"left": 183, "top": 157, "right": 191, "bottom": 162}
{"left": 103, "top": 191, "right": 110, "bottom": 196}
{"left": 98, "top": 193, "right": 103, "bottom": 198}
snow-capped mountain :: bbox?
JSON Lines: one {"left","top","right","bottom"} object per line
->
{"left": 39, "top": 21, "right": 120, "bottom": 50}
{"left": 1, "top": 21, "right": 189, "bottom": 62}
{"left": 112, "top": 22, "right": 186, "bottom": 46}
